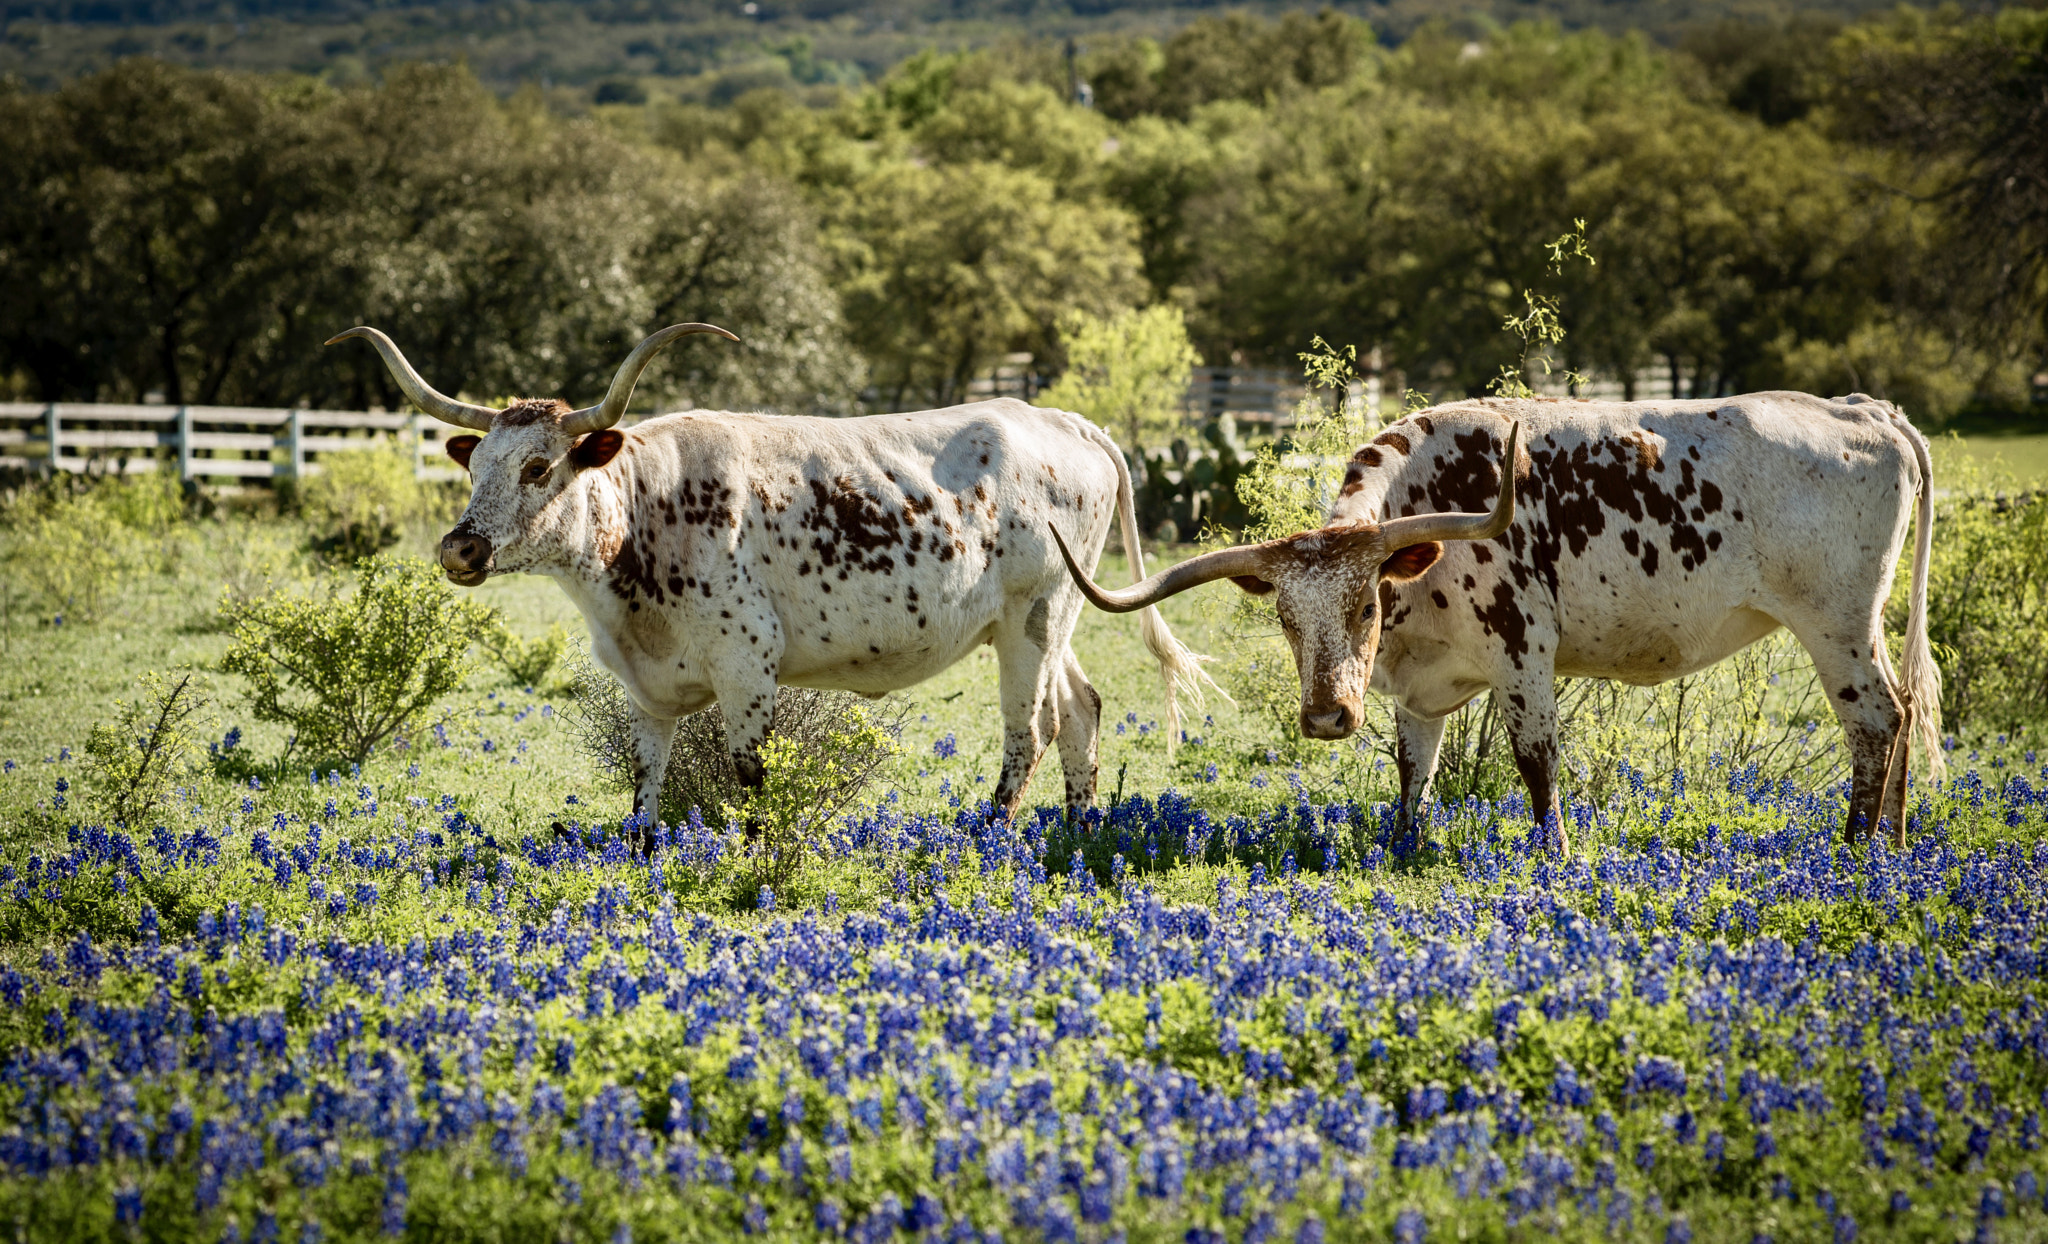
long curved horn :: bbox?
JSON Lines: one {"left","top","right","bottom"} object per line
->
{"left": 1050, "top": 525, "right": 1273, "bottom": 614}
{"left": 561, "top": 323, "right": 741, "bottom": 437}
{"left": 325, "top": 327, "right": 500, "bottom": 432}
{"left": 1377, "top": 421, "right": 1521, "bottom": 550}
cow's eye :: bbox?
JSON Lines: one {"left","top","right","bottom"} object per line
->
{"left": 1361, "top": 602, "right": 1377, "bottom": 623}
{"left": 522, "top": 459, "right": 550, "bottom": 485}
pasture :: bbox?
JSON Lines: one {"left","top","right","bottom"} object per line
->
{"left": 0, "top": 490, "right": 2046, "bottom": 1244}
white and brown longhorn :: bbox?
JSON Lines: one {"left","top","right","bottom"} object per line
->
{"left": 330, "top": 324, "right": 1216, "bottom": 833}
{"left": 1056, "top": 396, "right": 1943, "bottom": 852}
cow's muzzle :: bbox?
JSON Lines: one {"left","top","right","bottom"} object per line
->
{"left": 1301, "top": 700, "right": 1361, "bottom": 740}
{"left": 439, "top": 530, "right": 492, "bottom": 587}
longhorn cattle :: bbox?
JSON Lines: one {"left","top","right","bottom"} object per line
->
{"left": 1056, "top": 393, "right": 1942, "bottom": 851}
{"left": 330, "top": 324, "right": 1213, "bottom": 826}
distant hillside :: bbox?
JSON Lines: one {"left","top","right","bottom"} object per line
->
{"left": 0, "top": 0, "right": 1966, "bottom": 94}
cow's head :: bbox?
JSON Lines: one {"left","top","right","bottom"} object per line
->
{"left": 327, "top": 323, "right": 737, "bottom": 585}
{"left": 1053, "top": 422, "right": 1518, "bottom": 740}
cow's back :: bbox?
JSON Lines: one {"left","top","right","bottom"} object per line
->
{"left": 605, "top": 398, "right": 1123, "bottom": 698}
{"left": 1333, "top": 391, "right": 1927, "bottom": 688}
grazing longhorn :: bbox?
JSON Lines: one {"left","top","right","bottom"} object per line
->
{"left": 330, "top": 324, "right": 1215, "bottom": 828}
{"left": 1055, "top": 394, "right": 1942, "bottom": 851}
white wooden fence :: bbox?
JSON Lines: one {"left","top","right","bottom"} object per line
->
{"left": 0, "top": 402, "right": 469, "bottom": 485}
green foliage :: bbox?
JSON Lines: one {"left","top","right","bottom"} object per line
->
{"left": 81, "top": 670, "right": 212, "bottom": 826}
{"left": 1233, "top": 337, "right": 1378, "bottom": 545}
{"left": 2, "top": 9, "right": 2041, "bottom": 427}
{"left": 0, "top": 62, "right": 862, "bottom": 415}
{"left": 569, "top": 656, "right": 908, "bottom": 839}
{"left": 1488, "top": 218, "right": 1596, "bottom": 398}
{"left": 218, "top": 556, "right": 496, "bottom": 767}
{"left": 486, "top": 621, "right": 571, "bottom": 689}
{"left": 0, "top": 491, "right": 129, "bottom": 622}
{"left": 724, "top": 708, "right": 901, "bottom": 889}
{"left": 1036, "top": 304, "right": 1200, "bottom": 454}
{"left": 300, "top": 446, "right": 421, "bottom": 562}
{"left": 0, "top": 470, "right": 190, "bottom": 622}
{"left": 1893, "top": 465, "right": 2048, "bottom": 734}
{"left": 829, "top": 159, "right": 1147, "bottom": 407}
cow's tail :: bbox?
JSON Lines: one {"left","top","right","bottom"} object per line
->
{"left": 1085, "top": 421, "right": 1225, "bottom": 759}
{"left": 1894, "top": 409, "right": 1945, "bottom": 782}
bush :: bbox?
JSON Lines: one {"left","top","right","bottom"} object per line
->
{"left": 1894, "top": 480, "right": 2048, "bottom": 734}
{"left": 0, "top": 492, "right": 129, "bottom": 621}
{"left": 569, "top": 654, "right": 907, "bottom": 830}
{"left": 1036, "top": 305, "right": 1201, "bottom": 455}
{"left": 0, "top": 470, "right": 190, "bottom": 622}
{"left": 219, "top": 556, "right": 497, "bottom": 767}
{"left": 81, "top": 670, "right": 212, "bottom": 826}
{"left": 725, "top": 712, "right": 902, "bottom": 887}
{"left": 301, "top": 446, "right": 423, "bottom": 562}
{"left": 485, "top": 621, "right": 572, "bottom": 689}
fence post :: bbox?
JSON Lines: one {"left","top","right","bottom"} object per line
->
{"left": 42, "top": 403, "right": 58, "bottom": 476}
{"left": 412, "top": 413, "right": 427, "bottom": 479}
{"left": 288, "top": 409, "right": 305, "bottom": 480}
{"left": 177, "top": 406, "right": 195, "bottom": 481}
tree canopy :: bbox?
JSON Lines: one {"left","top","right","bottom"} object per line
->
{"left": 2, "top": 9, "right": 2043, "bottom": 423}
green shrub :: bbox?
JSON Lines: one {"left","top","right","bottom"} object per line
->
{"left": 0, "top": 490, "right": 131, "bottom": 621}
{"left": 81, "top": 670, "right": 213, "bottom": 826}
{"left": 724, "top": 711, "right": 901, "bottom": 887}
{"left": 219, "top": 556, "right": 496, "bottom": 767}
{"left": 486, "top": 621, "right": 572, "bottom": 688}
{"left": 301, "top": 446, "right": 423, "bottom": 562}
{"left": 569, "top": 654, "right": 908, "bottom": 833}
{"left": 1893, "top": 476, "right": 2048, "bottom": 735}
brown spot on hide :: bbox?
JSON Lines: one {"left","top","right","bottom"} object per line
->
{"left": 1473, "top": 581, "right": 1529, "bottom": 667}
{"left": 1372, "top": 431, "right": 1412, "bottom": 455}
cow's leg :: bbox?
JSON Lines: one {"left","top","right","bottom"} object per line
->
{"left": 1495, "top": 677, "right": 1566, "bottom": 854}
{"left": 1393, "top": 705, "right": 1448, "bottom": 834}
{"left": 711, "top": 674, "right": 778, "bottom": 793}
{"left": 628, "top": 707, "right": 680, "bottom": 825}
{"left": 1052, "top": 651, "right": 1104, "bottom": 811}
{"left": 1800, "top": 633, "right": 1906, "bottom": 844}
{"left": 1883, "top": 697, "right": 1916, "bottom": 850}
{"left": 991, "top": 606, "right": 1063, "bottom": 819}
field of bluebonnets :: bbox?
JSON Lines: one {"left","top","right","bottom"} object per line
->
{"left": 2, "top": 462, "right": 2048, "bottom": 1244}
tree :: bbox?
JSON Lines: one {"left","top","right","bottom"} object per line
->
{"left": 0, "top": 60, "right": 340, "bottom": 404}
{"left": 827, "top": 160, "right": 1146, "bottom": 408}
{"left": 638, "top": 172, "right": 867, "bottom": 415}
{"left": 1035, "top": 306, "right": 1200, "bottom": 455}
{"left": 1832, "top": 9, "right": 2048, "bottom": 355}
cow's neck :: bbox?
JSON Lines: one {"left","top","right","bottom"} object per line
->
{"left": 547, "top": 458, "right": 637, "bottom": 612}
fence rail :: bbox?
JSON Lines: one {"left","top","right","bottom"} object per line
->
{"left": 0, "top": 402, "right": 469, "bottom": 485}
{"left": 0, "top": 365, "right": 1745, "bottom": 487}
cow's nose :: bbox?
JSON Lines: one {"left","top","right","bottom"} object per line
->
{"left": 1301, "top": 702, "right": 1359, "bottom": 739}
{"left": 439, "top": 530, "right": 492, "bottom": 584}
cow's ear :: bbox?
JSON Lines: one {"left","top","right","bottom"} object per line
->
{"left": 445, "top": 435, "right": 481, "bottom": 471}
{"left": 1229, "top": 575, "right": 1275, "bottom": 595}
{"left": 1380, "top": 542, "right": 1442, "bottom": 581}
{"left": 571, "top": 429, "right": 626, "bottom": 469}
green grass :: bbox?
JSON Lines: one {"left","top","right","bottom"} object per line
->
{"left": 1930, "top": 430, "right": 2048, "bottom": 489}
{"left": 0, "top": 512, "right": 1302, "bottom": 840}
